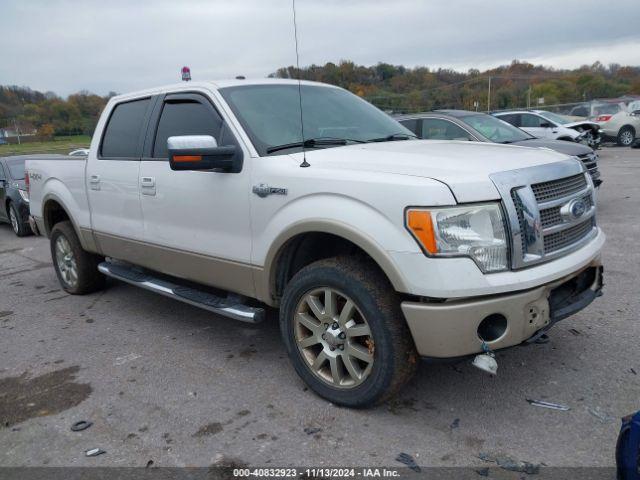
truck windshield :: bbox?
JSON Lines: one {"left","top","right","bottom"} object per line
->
{"left": 6, "top": 158, "right": 25, "bottom": 180}
{"left": 461, "top": 113, "right": 533, "bottom": 143}
{"left": 219, "top": 84, "right": 414, "bottom": 156}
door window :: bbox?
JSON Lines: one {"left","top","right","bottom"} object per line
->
{"left": 497, "top": 114, "right": 521, "bottom": 127}
{"left": 521, "top": 114, "right": 549, "bottom": 128}
{"left": 152, "top": 100, "right": 223, "bottom": 159}
{"left": 399, "top": 119, "right": 419, "bottom": 135}
{"left": 421, "top": 118, "right": 473, "bottom": 140}
{"left": 100, "top": 98, "right": 151, "bottom": 158}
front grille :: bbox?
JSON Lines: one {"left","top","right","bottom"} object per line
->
{"left": 540, "top": 193, "right": 593, "bottom": 228}
{"left": 540, "top": 207, "right": 562, "bottom": 228}
{"left": 577, "top": 153, "right": 600, "bottom": 181}
{"left": 544, "top": 219, "right": 595, "bottom": 253}
{"left": 503, "top": 169, "right": 596, "bottom": 268}
{"left": 531, "top": 173, "right": 588, "bottom": 203}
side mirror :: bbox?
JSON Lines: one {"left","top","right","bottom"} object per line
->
{"left": 539, "top": 122, "right": 552, "bottom": 128}
{"left": 168, "top": 135, "right": 240, "bottom": 172}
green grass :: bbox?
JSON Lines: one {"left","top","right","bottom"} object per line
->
{"left": 0, "top": 135, "right": 91, "bottom": 157}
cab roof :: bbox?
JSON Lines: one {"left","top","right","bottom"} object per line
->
{"left": 111, "top": 78, "right": 337, "bottom": 103}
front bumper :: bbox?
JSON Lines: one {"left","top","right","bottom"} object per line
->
{"left": 401, "top": 259, "right": 603, "bottom": 358}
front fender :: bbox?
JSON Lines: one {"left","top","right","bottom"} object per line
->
{"left": 254, "top": 193, "right": 422, "bottom": 304}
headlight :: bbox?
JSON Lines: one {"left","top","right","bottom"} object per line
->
{"left": 18, "top": 189, "right": 29, "bottom": 202}
{"left": 406, "top": 203, "right": 509, "bottom": 273}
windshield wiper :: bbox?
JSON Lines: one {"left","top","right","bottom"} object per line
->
{"left": 367, "top": 133, "right": 417, "bottom": 142}
{"left": 266, "top": 137, "right": 365, "bottom": 154}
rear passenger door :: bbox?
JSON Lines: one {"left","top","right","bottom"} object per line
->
{"left": 137, "top": 91, "right": 254, "bottom": 296}
{"left": 87, "top": 97, "right": 153, "bottom": 254}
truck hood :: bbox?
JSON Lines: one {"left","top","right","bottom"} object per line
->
{"left": 297, "top": 140, "right": 572, "bottom": 202}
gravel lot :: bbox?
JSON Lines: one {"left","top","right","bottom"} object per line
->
{"left": 0, "top": 147, "right": 638, "bottom": 471}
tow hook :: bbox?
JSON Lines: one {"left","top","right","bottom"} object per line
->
{"left": 472, "top": 342, "right": 498, "bottom": 376}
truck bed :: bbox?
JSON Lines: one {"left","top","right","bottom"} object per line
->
{"left": 24, "top": 154, "right": 90, "bottom": 236}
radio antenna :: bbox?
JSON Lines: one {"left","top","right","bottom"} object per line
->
{"left": 292, "top": 0, "right": 310, "bottom": 167}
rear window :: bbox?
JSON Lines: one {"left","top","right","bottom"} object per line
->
{"left": 101, "top": 98, "right": 151, "bottom": 158}
{"left": 6, "top": 158, "right": 25, "bottom": 180}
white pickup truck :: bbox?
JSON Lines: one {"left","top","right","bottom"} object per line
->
{"left": 25, "top": 79, "right": 604, "bottom": 407}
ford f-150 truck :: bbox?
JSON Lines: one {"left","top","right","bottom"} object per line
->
{"left": 25, "top": 79, "right": 604, "bottom": 407}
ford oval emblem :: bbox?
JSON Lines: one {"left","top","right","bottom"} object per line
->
{"left": 570, "top": 199, "right": 586, "bottom": 219}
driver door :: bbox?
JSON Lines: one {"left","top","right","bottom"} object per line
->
{"left": 138, "top": 91, "right": 254, "bottom": 296}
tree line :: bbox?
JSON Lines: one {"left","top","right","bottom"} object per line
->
{"left": 0, "top": 87, "right": 113, "bottom": 138}
{"left": 271, "top": 60, "right": 640, "bottom": 113}
{"left": 2, "top": 60, "right": 639, "bottom": 139}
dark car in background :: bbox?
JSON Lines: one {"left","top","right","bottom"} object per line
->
{"left": 396, "top": 110, "right": 602, "bottom": 186}
{"left": 0, "top": 156, "right": 32, "bottom": 236}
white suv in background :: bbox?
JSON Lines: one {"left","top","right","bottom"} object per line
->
{"left": 592, "top": 101, "right": 640, "bottom": 147}
{"left": 493, "top": 110, "right": 601, "bottom": 148}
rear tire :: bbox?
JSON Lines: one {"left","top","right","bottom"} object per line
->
{"left": 50, "top": 221, "right": 105, "bottom": 295}
{"left": 8, "top": 202, "right": 30, "bottom": 237}
{"left": 280, "top": 256, "right": 418, "bottom": 407}
{"left": 617, "top": 126, "right": 635, "bottom": 147}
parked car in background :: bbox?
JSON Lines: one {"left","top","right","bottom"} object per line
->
{"left": 493, "top": 110, "right": 601, "bottom": 148}
{"left": 396, "top": 110, "right": 601, "bottom": 185}
{"left": 69, "top": 148, "right": 90, "bottom": 156}
{"left": 592, "top": 102, "right": 640, "bottom": 147}
{"left": 0, "top": 156, "right": 32, "bottom": 236}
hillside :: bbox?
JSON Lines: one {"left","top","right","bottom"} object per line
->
{"left": 271, "top": 60, "right": 640, "bottom": 113}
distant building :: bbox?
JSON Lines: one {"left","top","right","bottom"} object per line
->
{"left": 0, "top": 126, "right": 37, "bottom": 138}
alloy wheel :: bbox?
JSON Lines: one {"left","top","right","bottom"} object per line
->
{"left": 55, "top": 235, "right": 78, "bottom": 287}
{"left": 294, "top": 287, "right": 374, "bottom": 389}
{"left": 620, "top": 130, "right": 634, "bottom": 146}
{"left": 9, "top": 208, "right": 19, "bottom": 234}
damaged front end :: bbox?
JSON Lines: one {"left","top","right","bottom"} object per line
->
{"left": 569, "top": 122, "right": 603, "bottom": 149}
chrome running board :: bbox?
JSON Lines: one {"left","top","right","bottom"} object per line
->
{"left": 97, "top": 262, "right": 264, "bottom": 323}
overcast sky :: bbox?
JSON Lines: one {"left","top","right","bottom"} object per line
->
{"left": 2, "top": 0, "right": 639, "bottom": 97}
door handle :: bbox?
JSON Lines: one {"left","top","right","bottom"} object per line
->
{"left": 89, "top": 174, "right": 100, "bottom": 190}
{"left": 141, "top": 176, "right": 156, "bottom": 196}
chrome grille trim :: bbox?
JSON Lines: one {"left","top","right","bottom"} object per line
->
{"left": 544, "top": 218, "right": 595, "bottom": 253}
{"left": 531, "top": 173, "right": 587, "bottom": 203}
{"left": 490, "top": 159, "right": 597, "bottom": 270}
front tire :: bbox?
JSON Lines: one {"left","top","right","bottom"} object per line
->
{"left": 280, "top": 256, "right": 417, "bottom": 407}
{"left": 617, "top": 126, "right": 636, "bottom": 147}
{"left": 50, "top": 221, "right": 105, "bottom": 294}
{"left": 8, "top": 202, "right": 30, "bottom": 237}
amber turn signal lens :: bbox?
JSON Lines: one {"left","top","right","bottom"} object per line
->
{"left": 407, "top": 210, "right": 438, "bottom": 254}
{"left": 173, "top": 155, "right": 202, "bottom": 162}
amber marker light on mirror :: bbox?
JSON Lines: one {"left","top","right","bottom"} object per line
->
{"left": 173, "top": 155, "right": 202, "bottom": 162}
{"left": 407, "top": 210, "right": 438, "bottom": 254}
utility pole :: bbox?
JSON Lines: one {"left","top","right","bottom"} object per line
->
{"left": 527, "top": 87, "right": 531, "bottom": 109}
{"left": 487, "top": 76, "right": 492, "bottom": 112}
{"left": 13, "top": 118, "right": 21, "bottom": 145}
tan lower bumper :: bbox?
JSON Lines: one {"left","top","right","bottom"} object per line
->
{"left": 401, "top": 260, "right": 603, "bottom": 358}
